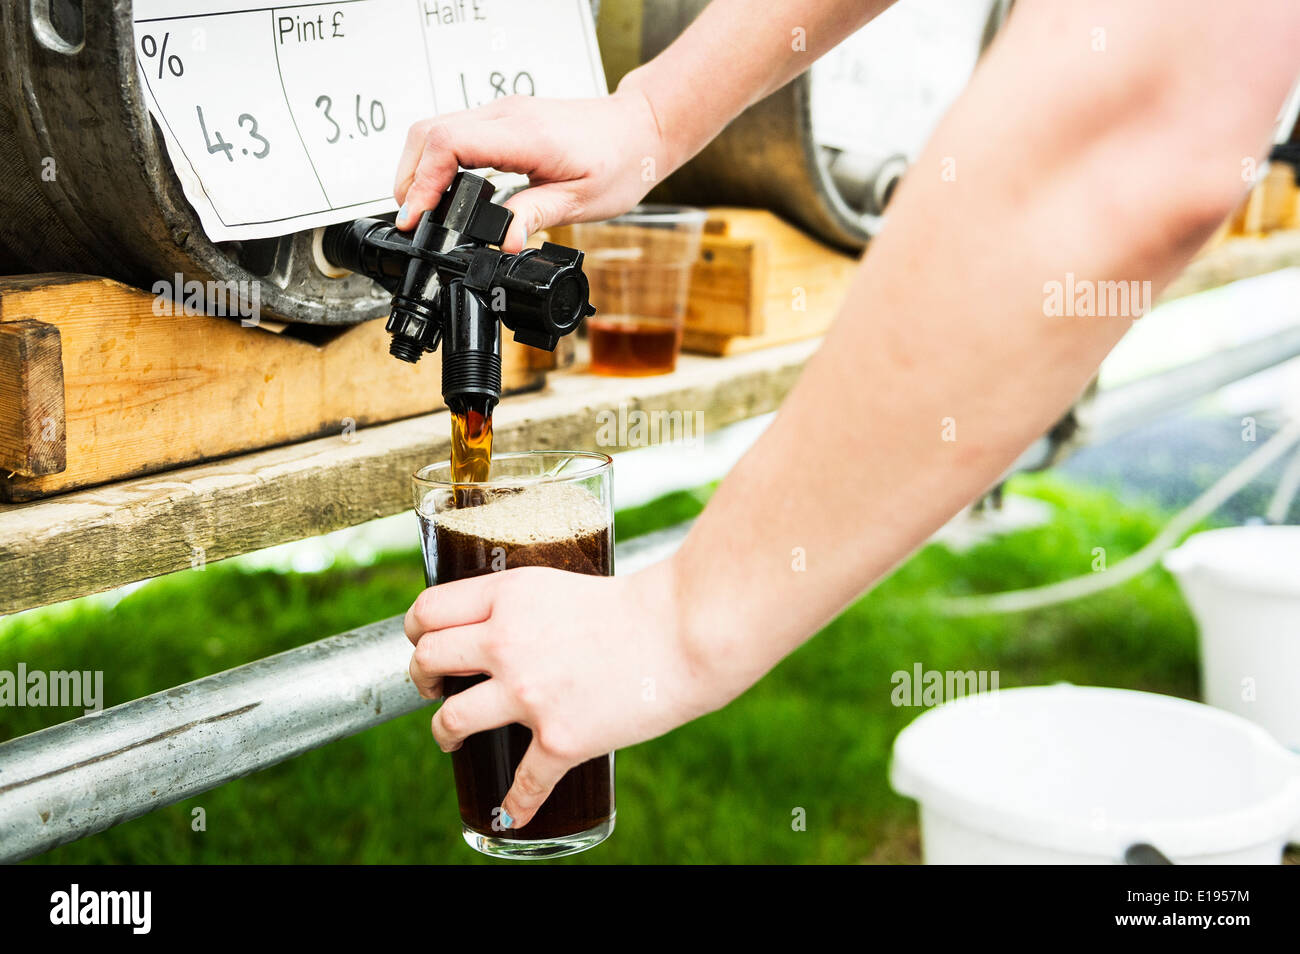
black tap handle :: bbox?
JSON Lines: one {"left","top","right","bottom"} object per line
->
{"left": 433, "top": 173, "right": 512, "bottom": 246}
{"left": 319, "top": 171, "right": 594, "bottom": 414}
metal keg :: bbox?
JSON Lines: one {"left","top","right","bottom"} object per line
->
{"left": 600, "top": 0, "right": 1012, "bottom": 251}
{"left": 0, "top": 0, "right": 387, "bottom": 324}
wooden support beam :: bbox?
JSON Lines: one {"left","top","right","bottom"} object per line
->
{"left": 0, "top": 320, "right": 65, "bottom": 477}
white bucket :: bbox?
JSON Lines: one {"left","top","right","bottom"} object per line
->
{"left": 890, "top": 685, "right": 1300, "bottom": 864}
{"left": 1162, "top": 526, "right": 1300, "bottom": 752}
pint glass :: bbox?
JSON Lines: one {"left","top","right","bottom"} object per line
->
{"left": 412, "top": 451, "right": 615, "bottom": 858}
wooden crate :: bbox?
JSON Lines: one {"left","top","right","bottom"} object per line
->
{"left": 0, "top": 274, "right": 552, "bottom": 501}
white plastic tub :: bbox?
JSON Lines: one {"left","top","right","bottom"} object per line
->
{"left": 890, "top": 685, "right": 1300, "bottom": 864}
{"left": 1163, "top": 526, "right": 1300, "bottom": 751}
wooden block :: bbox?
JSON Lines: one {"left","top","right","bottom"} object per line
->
{"left": 683, "top": 209, "right": 858, "bottom": 355}
{"left": 1280, "top": 162, "right": 1300, "bottom": 230}
{"left": 0, "top": 319, "right": 65, "bottom": 477}
{"left": 0, "top": 274, "right": 546, "bottom": 501}
{"left": 687, "top": 233, "right": 766, "bottom": 338}
{"left": 1238, "top": 163, "right": 1297, "bottom": 236}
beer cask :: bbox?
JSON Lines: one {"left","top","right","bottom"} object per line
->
{"left": 598, "top": 0, "right": 1011, "bottom": 252}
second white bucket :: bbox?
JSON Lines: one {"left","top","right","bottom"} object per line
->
{"left": 890, "top": 686, "right": 1300, "bottom": 864}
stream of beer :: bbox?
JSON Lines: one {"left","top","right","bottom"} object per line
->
{"left": 451, "top": 407, "right": 493, "bottom": 489}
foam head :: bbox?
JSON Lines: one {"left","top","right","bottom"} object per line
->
{"left": 434, "top": 482, "right": 609, "bottom": 545}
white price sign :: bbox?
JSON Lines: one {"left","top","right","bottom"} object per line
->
{"left": 132, "top": 0, "right": 606, "bottom": 242}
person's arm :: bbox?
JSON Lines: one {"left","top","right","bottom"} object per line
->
{"left": 673, "top": 0, "right": 1300, "bottom": 694}
{"left": 406, "top": 0, "right": 1300, "bottom": 831}
{"left": 392, "top": 0, "right": 892, "bottom": 248}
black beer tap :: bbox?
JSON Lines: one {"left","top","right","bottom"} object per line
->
{"left": 321, "top": 171, "right": 595, "bottom": 419}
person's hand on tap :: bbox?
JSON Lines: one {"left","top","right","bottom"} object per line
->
{"left": 392, "top": 89, "right": 667, "bottom": 253}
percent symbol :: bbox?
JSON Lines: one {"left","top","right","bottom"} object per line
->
{"left": 140, "top": 33, "right": 185, "bottom": 79}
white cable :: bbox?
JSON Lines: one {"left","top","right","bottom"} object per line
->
{"left": 1265, "top": 444, "right": 1300, "bottom": 524}
{"left": 938, "top": 417, "right": 1300, "bottom": 616}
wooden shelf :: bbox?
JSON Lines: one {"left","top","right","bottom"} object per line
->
{"left": 0, "top": 339, "right": 818, "bottom": 615}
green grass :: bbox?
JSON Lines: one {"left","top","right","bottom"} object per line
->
{"left": 1, "top": 473, "right": 1203, "bottom": 864}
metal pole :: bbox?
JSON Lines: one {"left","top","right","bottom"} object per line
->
{"left": 0, "top": 617, "right": 424, "bottom": 863}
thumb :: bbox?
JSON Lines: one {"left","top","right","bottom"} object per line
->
{"left": 500, "top": 183, "right": 584, "bottom": 252}
{"left": 498, "top": 741, "right": 572, "bottom": 831}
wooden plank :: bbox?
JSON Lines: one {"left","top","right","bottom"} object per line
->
{"left": 0, "top": 320, "right": 65, "bottom": 477}
{"left": 0, "top": 339, "right": 820, "bottom": 615}
{"left": 0, "top": 274, "right": 547, "bottom": 501}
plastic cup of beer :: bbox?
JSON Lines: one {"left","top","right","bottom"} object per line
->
{"left": 412, "top": 451, "right": 615, "bottom": 859}
{"left": 572, "top": 205, "right": 707, "bottom": 376}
